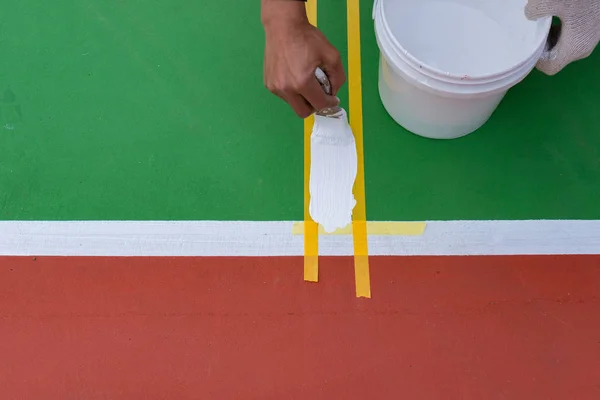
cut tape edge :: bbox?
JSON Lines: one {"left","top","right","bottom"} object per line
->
{"left": 292, "top": 221, "right": 427, "bottom": 236}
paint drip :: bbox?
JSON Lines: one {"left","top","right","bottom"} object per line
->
{"left": 309, "top": 110, "right": 357, "bottom": 233}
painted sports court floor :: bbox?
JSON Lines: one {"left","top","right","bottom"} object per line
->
{"left": 1, "top": 1, "right": 599, "bottom": 398}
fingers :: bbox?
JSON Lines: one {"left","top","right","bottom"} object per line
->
{"left": 524, "top": 0, "right": 567, "bottom": 75}
{"left": 298, "top": 74, "right": 339, "bottom": 111}
{"left": 268, "top": 77, "right": 337, "bottom": 118}
{"left": 525, "top": 0, "right": 559, "bottom": 20}
{"left": 299, "top": 46, "right": 345, "bottom": 111}
{"left": 270, "top": 88, "right": 314, "bottom": 118}
{"left": 286, "top": 92, "right": 315, "bottom": 119}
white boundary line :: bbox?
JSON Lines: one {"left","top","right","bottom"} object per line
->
{"left": 1, "top": 220, "right": 599, "bottom": 256}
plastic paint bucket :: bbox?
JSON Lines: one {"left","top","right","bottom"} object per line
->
{"left": 373, "top": 0, "right": 552, "bottom": 139}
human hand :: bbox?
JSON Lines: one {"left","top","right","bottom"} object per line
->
{"left": 525, "top": 0, "right": 600, "bottom": 75}
{"left": 262, "top": 0, "right": 346, "bottom": 118}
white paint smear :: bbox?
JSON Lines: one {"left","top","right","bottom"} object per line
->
{"left": 309, "top": 110, "right": 357, "bottom": 233}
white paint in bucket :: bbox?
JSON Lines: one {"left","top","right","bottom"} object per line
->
{"left": 373, "top": 0, "right": 552, "bottom": 139}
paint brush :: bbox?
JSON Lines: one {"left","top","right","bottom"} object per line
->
{"left": 308, "top": 68, "right": 358, "bottom": 233}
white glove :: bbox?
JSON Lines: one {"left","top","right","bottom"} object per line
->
{"left": 525, "top": 0, "right": 600, "bottom": 75}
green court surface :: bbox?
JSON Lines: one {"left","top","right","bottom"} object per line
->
{"left": 1, "top": 0, "right": 599, "bottom": 222}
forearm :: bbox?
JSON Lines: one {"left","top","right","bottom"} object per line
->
{"left": 261, "top": 0, "right": 308, "bottom": 29}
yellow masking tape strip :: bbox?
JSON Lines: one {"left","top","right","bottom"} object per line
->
{"left": 292, "top": 221, "right": 427, "bottom": 236}
{"left": 306, "top": 0, "right": 317, "bottom": 25}
{"left": 303, "top": 0, "right": 319, "bottom": 283}
{"left": 353, "top": 224, "right": 371, "bottom": 298}
{"left": 347, "top": 0, "right": 370, "bottom": 298}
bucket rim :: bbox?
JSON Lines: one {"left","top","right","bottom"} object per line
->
{"left": 375, "top": 24, "right": 543, "bottom": 97}
{"left": 375, "top": 0, "right": 552, "bottom": 83}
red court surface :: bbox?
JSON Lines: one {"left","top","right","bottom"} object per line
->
{"left": 1, "top": 255, "right": 599, "bottom": 399}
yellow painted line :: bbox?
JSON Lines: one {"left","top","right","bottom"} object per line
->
{"left": 303, "top": 0, "right": 319, "bottom": 283}
{"left": 347, "top": 0, "right": 370, "bottom": 298}
{"left": 292, "top": 221, "right": 427, "bottom": 236}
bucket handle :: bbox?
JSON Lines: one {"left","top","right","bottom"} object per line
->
{"left": 372, "top": 0, "right": 380, "bottom": 20}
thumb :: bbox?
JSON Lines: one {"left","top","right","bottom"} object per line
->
{"left": 536, "top": 27, "right": 571, "bottom": 75}
{"left": 525, "top": 0, "right": 559, "bottom": 20}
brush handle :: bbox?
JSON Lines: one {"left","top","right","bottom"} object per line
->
{"left": 315, "top": 67, "right": 342, "bottom": 117}
{"left": 315, "top": 67, "right": 333, "bottom": 95}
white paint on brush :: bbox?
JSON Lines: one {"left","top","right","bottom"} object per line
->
{"left": 309, "top": 110, "right": 357, "bottom": 233}
{"left": 1, "top": 220, "right": 600, "bottom": 257}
